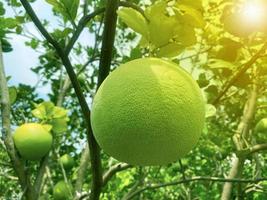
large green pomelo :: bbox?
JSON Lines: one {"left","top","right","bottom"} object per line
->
{"left": 91, "top": 58, "right": 205, "bottom": 166}
{"left": 53, "top": 181, "right": 72, "bottom": 200}
{"left": 13, "top": 123, "right": 52, "bottom": 160}
{"left": 59, "top": 154, "right": 75, "bottom": 170}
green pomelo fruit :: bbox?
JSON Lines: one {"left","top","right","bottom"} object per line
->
{"left": 53, "top": 181, "right": 72, "bottom": 200}
{"left": 255, "top": 118, "right": 267, "bottom": 133}
{"left": 91, "top": 58, "right": 205, "bottom": 166}
{"left": 13, "top": 123, "right": 52, "bottom": 160}
{"left": 59, "top": 154, "right": 75, "bottom": 170}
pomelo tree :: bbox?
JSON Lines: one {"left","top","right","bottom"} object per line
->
{"left": 0, "top": 0, "right": 267, "bottom": 199}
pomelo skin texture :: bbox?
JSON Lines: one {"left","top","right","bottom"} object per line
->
{"left": 91, "top": 58, "right": 205, "bottom": 166}
{"left": 13, "top": 123, "right": 52, "bottom": 161}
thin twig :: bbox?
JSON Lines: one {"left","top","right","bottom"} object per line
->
{"left": 124, "top": 177, "right": 267, "bottom": 200}
{"left": 102, "top": 163, "right": 132, "bottom": 186}
{"left": 74, "top": 144, "right": 90, "bottom": 199}
{"left": 65, "top": 8, "right": 105, "bottom": 55}
{"left": 212, "top": 42, "right": 267, "bottom": 105}
{"left": 249, "top": 143, "right": 267, "bottom": 154}
{"left": 119, "top": 1, "right": 148, "bottom": 21}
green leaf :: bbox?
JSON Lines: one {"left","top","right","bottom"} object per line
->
{"left": 130, "top": 47, "right": 142, "bottom": 59}
{"left": 60, "top": 0, "right": 80, "bottom": 21}
{"left": 8, "top": 87, "right": 17, "bottom": 105}
{"left": 32, "top": 101, "right": 55, "bottom": 119}
{"left": 179, "top": 0, "right": 203, "bottom": 11}
{"left": 15, "top": 26, "right": 23, "bottom": 34}
{"left": 1, "top": 38, "right": 13, "bottom": 52}
{"left": 52, "top": 106, "right": 68, "bottom": 118}
{"left": 117, "top": 7, "right": 149, "bottom": 38}
{"left": 156, "top": 43, "right": 183, "bottom": 58}
{"left": 46, "top": 0, "right": 79, "bottom": 21}
{"left": 205, "top": 104, "right": 216, "bottom": 118}
{"left": 46, "top": 0, "right": 61, "bottom": 8}
{"left": 10, "top": 0, "right": 21, "bottom": 7}
{"left": 217, "top": 38, "right": 241, "bottom": 62}
{"left": 258, "top": 64, "right": 267, "bottom": 76}
{"left": 208, "top": 59, "right": 236, "bottom": 69}
{"left": 0, "top": 18, "right": 18, "bottom": 29}
{"left": 205, "top": 85, "right": 218, "bottom": 95}
{"left": 42, "top": 102, "right": 55, "bottom": 117}
{"left": 144, "top": 1, "right": 167, "bottom": 19}
{"left": 42, "top": 124, "right": 53, "bottom": 132}
{"left": 197, "top": 73, "right": 209, "bottom": 88}
{"left": 174, "top": 25, "right": 196, "bottom": 46}
{"left": 146, "top": 2, "right": 176, "bottom": 48}
{"left": 0, "top": 2, "right": 5, "bottom": 16}
{"left": 25, "top": 38, "right": 39, "bottom": 49}
{"left": 174, "top": 4, "right": 206, "bottom": 28}
{"left": 51, "top": 118, "right": 68, "bottom": 133}
{"left": 32, "top": 104, "right": 46, "bottom": 119}
{"left": 138, "top": 36, "right": 149, "bottom": 47}
{"left": 233, "top": 73, "right": 251, "bottom": 88}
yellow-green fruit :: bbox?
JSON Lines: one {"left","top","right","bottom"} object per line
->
{"left": 53, "top": 181, "right": 72, "bottom": 200}
{"left": 59, "top": 154, "right": 75, "bottom": 170}
{"left": 255, "top": 118, "right": 267, "bottom": 133}
{"left": 91, "top": 58, "right": 205, "bottom": 166}
{"left": 13, "top": 123, "right": 52, "bottom": 160}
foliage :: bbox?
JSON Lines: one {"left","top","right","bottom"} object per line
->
{"left": 0, "top": 0, "right": 267, "bottom": 199}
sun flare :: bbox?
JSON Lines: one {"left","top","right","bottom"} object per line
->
{"left": 242, "top": 1, "right": 265, "bottom": 23}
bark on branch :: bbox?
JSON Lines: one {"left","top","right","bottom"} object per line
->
{"left": 102, "top": 163, "right": 132, "bottom": 186}
{"left": 65, "top": 8, "right": 105, "bottom": 55}
{"left": 249, "top": 143, "right": 267, "bottom": 154}
{"left": 0, "top": 40, "right": 35, "bottom": 199}
{"left": 221, "top": 82, "right": 258, "bottom": 200}
{"left": 124, "top": 176, "right": 267, "bottom": 200}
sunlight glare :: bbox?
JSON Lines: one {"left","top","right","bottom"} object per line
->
{"left": 242, "top": 2, "right": 265, "bottom": 23}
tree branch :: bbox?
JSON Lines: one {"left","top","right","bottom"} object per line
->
{"left": 221, "top": 81, "right": 259, "bottom": 200}
{"left": 102, "top": 163, "right": 132, "bottom": 186}
{"left": 0, "top": 172, "right": 19, "bottom": 180}
{"left": 249, "top": 143, "right": 267, "bottom": 154}
{"left": 19, "top": 1, "right": 103, "bottom": 199}
{"left": 33, "top": 155, "right": 50, "bottom": 198}
{"left": 119, "top": 1, "right": 147, "bottom": 21}
{"left": 221, "top": 157, "right": 245, "bottom": 200}
{"left": 85, "top": 0, "right": 120, "bottom": 199}
{"left": 124, "top": 176, "right": 267, "bottom": 200}
{"left": 74, "top": 144, "right": 90, "bottom": 199}
{"left": 96, "top": 0, "right": 119, "bottom": 88}
{"left": 212, "top": 42, "right": 267, "bottom": 105}
{"left": 65, "top": 8, "right": 105, "bottom": 55}
{"left": 0, "top": 40, "right": 34, "bottom": 199}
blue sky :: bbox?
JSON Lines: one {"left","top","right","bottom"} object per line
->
{"left": 3, "top": 1, "right": 94, "bottom": 99}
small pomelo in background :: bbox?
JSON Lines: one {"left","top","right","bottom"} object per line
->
{"left": 13, "top": 123, "right": 52, "bottom": 160}
{"left": 59, "top": 154, "right": 75, "bottom": 170}
{"left": 91, "top": 58, "right": 205, "bottom": 166}
{"left": 255, "top": 118, "right": 267, "bottom": 133}
{"left": 53, "top": 181, "right": 72, "bottom": 200}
